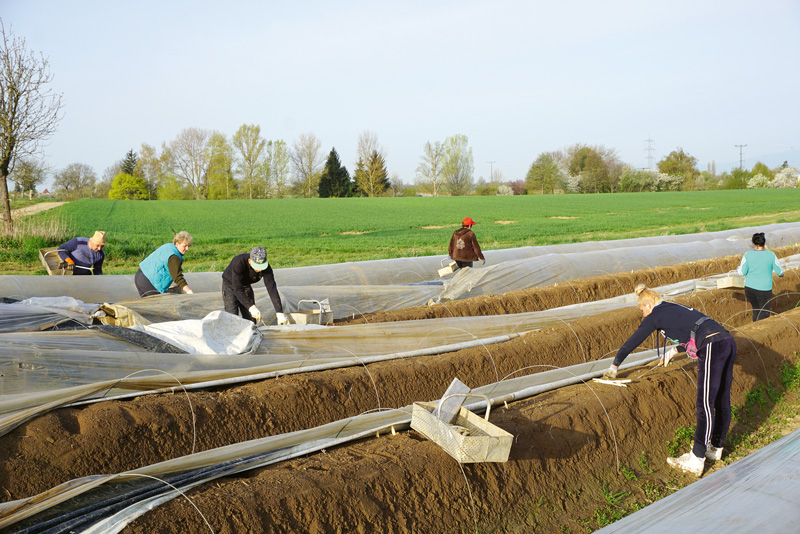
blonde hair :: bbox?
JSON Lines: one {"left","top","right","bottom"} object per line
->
{"left": 634, "top": 283, "right": 662, "bottom": 307}
{"left": 173, "top": 231, "right": 193, "bottom": 246}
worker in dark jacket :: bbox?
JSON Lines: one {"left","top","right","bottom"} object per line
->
{"left": 448, "top": 217, "right": 485, "bottom": 268}
{"left": 603, "top": 284, "right": 737, "bottom": 477}
{"left": 222, "top": 246, "right": 288, "bottom": 325}
{"left": 57, "top": 230, "right": 106, "bottom": 275}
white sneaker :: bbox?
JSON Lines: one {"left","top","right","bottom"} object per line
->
{"left": 667, "top": 452, "right": 705, "bottom": 476}
{"left": 705, "top": 445, "right": 723, "bottom": 461}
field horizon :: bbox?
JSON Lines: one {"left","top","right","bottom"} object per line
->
{"left": 3, "top": 189, "right": 800, "bottom": 275}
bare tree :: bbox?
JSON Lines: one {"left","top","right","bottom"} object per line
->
{"left": 290, "top": 132, "right": 323, "bottom": 198}
{"left": 0, "top": 20, "right": 63, "bottom": 233}
{"left": 52, "top": 163, "right": 96, "bottom": 200}
{"left": 442, "top": 134, "right": 474, "bottom": 196}
{"left": 170, "top": 127, "right": 212, "bottom": 200}
{"left": 355, "top": 130, "right": 382, "bottom": 168}
{"left": 232, "top": 123, "right": 266, "bottom": 199}
{"left": 266, "top": 139, "right": 291, "bottom": 198}
{"left": 415, "top": 140, "right": 445, "bottom": 196}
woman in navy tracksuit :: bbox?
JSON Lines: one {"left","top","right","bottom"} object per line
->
{"left": 603, "top": 284, "right": 737, "bottom": 477}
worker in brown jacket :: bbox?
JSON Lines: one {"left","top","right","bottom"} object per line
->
{"left": 448, "top": 216, "right": 485, "bottom": 268}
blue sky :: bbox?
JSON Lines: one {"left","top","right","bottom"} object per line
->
{"left": 4, "top": 0, "right": 799, "bottom": 189}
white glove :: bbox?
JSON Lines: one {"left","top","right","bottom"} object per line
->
{"left": 602, "top": 366, "right": 618, "bottom": 380}
{"left": 183, "top": 287, "right": 194, "bottom": 294}
{"left": 663, "top": 346, "right": 679, "bottom": 366}
{"left": 248, "top": 305, "right": 262, "bottom": 323}
{"left": 276, "top": 312, "right": 289, "bottom": 326}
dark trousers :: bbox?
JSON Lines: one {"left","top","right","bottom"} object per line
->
{"left": 692, "top": 335, "right": 737, "bottom": 457}
{"left": 454, "top": 260, "right": 473, "bottom": 269}
{"left": 222, "top": 285, "right": 256, "bottom": 323}
{"left": 134, "top": 269, "right": 160, "bottom": 297}
{"left": 135, "top": 269, "right": 181, "bottom": 297}
{"left": 745, "top": 286, "right": 773, "bottom": 321}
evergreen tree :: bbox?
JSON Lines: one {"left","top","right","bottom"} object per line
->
{"left": 318, "top": 148, "right": 352, "bottom": 197}
{"left": 367, "top": 150, "right": 390, "bottom": 196}
{"left": 121, "top": 149, "right": 138, "bottom": 176}
{"left": 353, "top": 150, "right": 390, "bottom": 197}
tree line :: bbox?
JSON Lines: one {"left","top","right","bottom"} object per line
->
{"left": 12, "top": 133, "right": 799, "bottom": 204}
{"left": 523, "top": 144, "right": 799, "bottom": 195}
{"left": 3, "top": 16, "right": 798, "bottom": 234}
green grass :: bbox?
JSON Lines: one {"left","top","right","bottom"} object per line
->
{"left": 4, "top": 189, "right": 800, "bottom": 274}
{"left": 667, "top": 426, "right": 696, "bottom": 457}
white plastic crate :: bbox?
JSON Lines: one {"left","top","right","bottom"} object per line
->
{"left": 411, "top": 394, "right": 512, "bottom": 463}
{"left": 717, "top": 275, "right": 745, "bottom": 289}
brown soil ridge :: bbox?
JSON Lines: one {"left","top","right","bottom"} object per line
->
{"left": 124, "top": 299, "right": 800, "bottom": 533}
{"left": 2, "top": 253, "right": 780, "bottom": 503}
{"left": 0, "top": 256, "right": 797, "bottom": 531}
{"left": 336, "top": 245, "right": 800, "bottom": 325}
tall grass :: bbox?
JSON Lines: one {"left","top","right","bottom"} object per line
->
{"left": 0, "top": 214, "right": 75, "bottom": 264}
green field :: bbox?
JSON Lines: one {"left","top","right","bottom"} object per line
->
{"left": 5, "top": 189, "right": 800, "bottom": 275}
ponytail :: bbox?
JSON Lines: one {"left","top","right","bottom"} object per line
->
{"left": 635, "top": 284, "right": 662, "bottom": 307}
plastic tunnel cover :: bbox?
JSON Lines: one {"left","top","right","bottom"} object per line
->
{"left": 93, "top": 325, "right": 188, "bottom": 354}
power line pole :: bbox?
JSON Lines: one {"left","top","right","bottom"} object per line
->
{"left": 734, "top": 144, "right": 747, "bottom": 170}
{"left": 644, "top": 135, "right": 656, "bottom": 170}
{"left": 488, "top": 161, "right": 495, "bottom": 182}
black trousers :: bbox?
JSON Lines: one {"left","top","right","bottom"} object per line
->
{"left": 134, "top": 269, "right": 181, "bottom": 298}
{"left": 692, "top": 335, "right": 737, "bottom": 457}
{"left": 222, "top": 284, "right": 256, "bottom": 323}
{"left": 134, "top": 269, "right": 160, "bottom": 297}
{"left": 745, "top": 286, "right": 773, "bottom": 321}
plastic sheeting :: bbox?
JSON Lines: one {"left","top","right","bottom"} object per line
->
{"left": 2, "top": 222, "right": 799, "bottom": 306}
{"left": 0, "top": 296, "right": 98, "bottom": 333}
{"left": 594, "top": 427, "right": 800, "bottom": 534}
{"left": 8, "top": 256, "right": 800, "bottom": 440}
{"left": 129, "top": 310, "right": 261, "bottom": 355}
{"left": 0, "top": 350, "right": 658, "bottom": 532}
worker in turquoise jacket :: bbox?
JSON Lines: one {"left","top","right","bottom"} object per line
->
{"left": 737, "top": 232, "right": 783, "bottom": 321}
{"left": 135, "top": 231, "right": 195, "bottom": 297}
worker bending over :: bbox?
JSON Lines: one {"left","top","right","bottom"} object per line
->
{"left": 222, "top": 246, "right": 288, "bottom": 325}
{"left": 603, "top": 284, "right": 736, "bottom": 477}
{"left": 58, "top": 230, "right": 106, "bottom": 275}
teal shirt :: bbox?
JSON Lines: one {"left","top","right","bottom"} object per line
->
{"left": 737, "top": 250, "right": 782, "bottom": 291}
{"left": 139, "top": 243, "right": 184, "bottom": 293}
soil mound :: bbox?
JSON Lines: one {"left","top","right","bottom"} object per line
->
{"left": 1, "top": 250, "right": 799, "bottom": 533}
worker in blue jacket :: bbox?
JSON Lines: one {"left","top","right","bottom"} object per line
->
{"left": 738, "top": 232, "right": 783, "bottom": 321}
{"left": 603, "top": 284, "right": 736, "bottom": 477}
{"left": 57, "top": 230, "right": 106, "bottom": 274}
{"left": 135, "top": 231, "right": 194, "bottom": 297}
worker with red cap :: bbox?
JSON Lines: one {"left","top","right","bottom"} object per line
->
{"left": 448, "top": 216, "right": 485, "bottom": 269}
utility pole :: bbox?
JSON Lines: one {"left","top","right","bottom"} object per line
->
{"left": 734, "top": 144, "right": 747, "bottom": 170}
{"left": 644, "top": 135, "right": 656, "bottom": 170}
{"left": 488, "top": 161, "right": 496, "bottom": 182}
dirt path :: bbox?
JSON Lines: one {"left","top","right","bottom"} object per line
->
{"left": 1, "top": 251, "right": 799, "bottom": 532}
{"left": 5, "top": 201, "right": 66, "bottom": 220}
